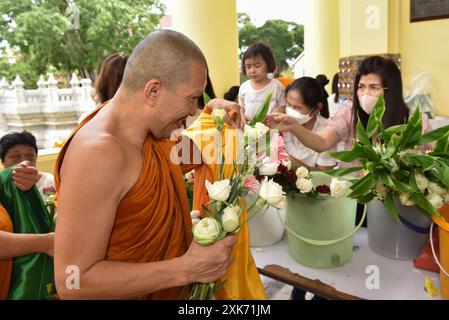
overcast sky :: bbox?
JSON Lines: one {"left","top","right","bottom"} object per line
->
{"left": 161, "top": 0, "right": 306, "bottom": 26}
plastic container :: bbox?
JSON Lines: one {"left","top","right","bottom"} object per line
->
{"left": 283, "top": 172, "right": 360, "bottom": 268}
{"left": 367, "top": 198, "right": 430, "bottom": 260}
{"left": 247, "top": 194, "right": 286, "bottom": 247}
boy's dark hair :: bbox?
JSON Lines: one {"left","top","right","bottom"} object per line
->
{"left": 241, "top": 43, "right": 276, "bottom": 75}
{"left": 0, "top": 131, "right": 38, "bottom": 161}
{"left": 223, "top": 86, "right": 240, "bottom": 102}
{"left": 286, "top": 77, "right": 330, "bottom": 119}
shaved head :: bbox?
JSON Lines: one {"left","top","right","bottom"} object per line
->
{"left": 121, "top": 29, "right": 207, "bottom": 95}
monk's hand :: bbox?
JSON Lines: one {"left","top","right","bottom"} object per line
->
{"left": 12, "top": 161, "right": 41, "bottom": 191}
{"left": 265, "top": 113, "right": 297, "bottom": 132}
{"left": 206, "top": 98, "right": 245, "bottom": 129}
{"left": 184, "top": 236, "right": 237, "bottom": 284}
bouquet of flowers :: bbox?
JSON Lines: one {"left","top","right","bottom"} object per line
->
{"left": 187, "top": 93, "right": 286, "bottom": 300}
{"left": 327, "top": 95, "right": 449, "bottom": 221}
{"left": 43, "top": 186, "right": 57, "bottom": 231}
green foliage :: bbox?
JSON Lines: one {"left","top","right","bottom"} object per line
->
{"left": 0, "top": 0, "right": 165, "bottom": 87}
{"left": 238, "top": 13, "right": 304, "bottom": 73}
{"left": 327, "top": 95, "right": 449, "bottom": 219}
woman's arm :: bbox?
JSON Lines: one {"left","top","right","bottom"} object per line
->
{"left": 0, "top": 231, "right": 54, "bottom": 259}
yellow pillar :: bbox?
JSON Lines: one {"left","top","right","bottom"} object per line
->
{"left": 304, "top": 0, "right": 340, "bottom": 83}
{"left": 171, "top": 0, "right": 240, "bottom": 98}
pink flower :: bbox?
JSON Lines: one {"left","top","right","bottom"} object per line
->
{"left": 269, "top": 134, "right": 289, "bottom": 164}
{"left": 243, "top": 175, "right": 260, "bottom": 193}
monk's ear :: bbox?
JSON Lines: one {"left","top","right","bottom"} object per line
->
{"left": 143, "top": 79, "right": 161, "bottom": 106}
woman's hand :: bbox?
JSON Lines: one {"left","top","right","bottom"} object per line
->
{"left": 265, "top": 113, "right": 298, "bottom": 132}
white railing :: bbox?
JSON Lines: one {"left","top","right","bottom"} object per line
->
{"left": 0, "top": 73, "right": 96, "bottom": 148}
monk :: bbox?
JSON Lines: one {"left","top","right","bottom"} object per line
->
{"left": 54, "top": 30, "right": 242, "bottom": 299}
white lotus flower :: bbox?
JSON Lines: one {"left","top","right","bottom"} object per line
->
{"left": 211, "top": 109, "right": 226, "bottom": 131}
{"left": 259, "top": 177, "right": 286, "bottom": 209}
{"left": 296, "top": 178, "right": 313, "bottom": 194}
{"left": 192, "top": 217, "right": 222, "bottom": 245}
{"left": 399, "top": 193, "right": 415, "bottom": 207}
{"left": 330, "top": 178, "right": 349, "bottom": 198}
{"left": 222, "top": 205, "right": 240, "bottom": 233}
{"left": 416, "top": 173, "right": 429, "bottom": 192}
{"left": 205, "top": 179, "right": 231, "bottom": 202}
{"left": 295, "top": 166, "right": 309, "bottom": 179}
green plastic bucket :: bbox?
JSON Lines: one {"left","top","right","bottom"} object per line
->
{"left": 280, "top": 172, "right": 364, "bottom": 268}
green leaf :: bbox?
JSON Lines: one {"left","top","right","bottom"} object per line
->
{"left": 419, "top": 124, "right": 449, "bottom": 146}
{"left": 203, "top": 92, "right": 212, "bottom": 105}
{"left": 401, "top": 153, "right": 435, "bottom": 171}
{"left": 356, "top": 116, "right": 370, "bottom": 146}
{"left": 325, "top": 167, "right": 363, "bottom": 177}
{"left": 383, "top": 193, "right": 400, "bottom": 222}
{"left": 434, "top": 131, "right": 449, "bottom": 153}
{"left": 397, "top": 107, "right": 422, "bottom": 151}
{"left": 391, "top": 177, "right": 413, "bottom": 194}
{"left": 249, "top": 92, "right": 273, "bottom": 126}
{"left": 381, "top": 135, "right": 398, "bottom": 160}
{"left": 366, "top": 95, "right": 385, "bottom": 138}
{"left": 348, "top": 174, "right": 377, "bottom": 199}
{"left": 330, "top": 149, "right": 361, "bottom": 162}
{"left": 379, "top": 124, "right": 406, "bottom": 139}
{"left": 409, "top": 193, "right": 439, "bottom": 219}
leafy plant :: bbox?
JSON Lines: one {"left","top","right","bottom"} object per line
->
{"left": 327, "top": 95, "right": 449, "bottom": 221}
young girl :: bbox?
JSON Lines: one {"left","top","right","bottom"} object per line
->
{"left": 238, "top": 43, "right": 286, "bottom": 121}
{"left": 266, "top": 56, "right": 432, "bottom": 171}
{"left": 281, "top": 77, "right": 336, "bottom": 171}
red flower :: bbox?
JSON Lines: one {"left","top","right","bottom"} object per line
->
{"left": 286, "top": 170, "right": 297, "bottom": 184}
{"left": 316, "top": 184, "right": 331, "bottom": 194}
{"left": 277, "top": 164, "right": 288, "bottom": 174}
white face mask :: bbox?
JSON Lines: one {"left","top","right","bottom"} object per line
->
{"left": 358, "top": 94, "right": 379, "bottom": 114}
{"left": 286, "top": 106, "right": 312, "bottom": 124}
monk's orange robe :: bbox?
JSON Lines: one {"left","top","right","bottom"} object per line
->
{"left": 0, "top": 204, "right": 13, "bottom": 300}
{"left": 54, "top": 104, "right": 196, "bottom": 299}
{"left": 184, "top": 111, "right": 266, "bottom": 300}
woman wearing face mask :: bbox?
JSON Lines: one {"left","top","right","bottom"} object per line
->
{"left": 266, "top": 56, "right": 432, "bottom": 173}
{"left": 281, "top": 77, "right": 336, "bottom": 170}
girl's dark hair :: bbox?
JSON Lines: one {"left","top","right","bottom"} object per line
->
{"left": 0, "top": 131, "right": 38, "bottom": 161}
{"left": 224, "top": 86, "right": 240, "bottom": 102}
{"left": 352, "top": 56, "right": 409, "bottom": 130}
{"left": 331, "top": 72, "right": 339, "bottom": 103}
{"left": 95, "top": 53, "right": 129, "bottom": 104}
{"left": 198, "top": 73, "right": 216, "bottom": 109}
{"left": 241, "top": 43, "right": 276, "bottom": 75}
{"left": 285, "top": 77, "right": 330, "bottom": 119}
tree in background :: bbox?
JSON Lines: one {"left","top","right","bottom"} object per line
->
{"left": 0, "top": 0, "right": 165, "bottom": 88}
{"left": 238, "top": 13, "right": 304, "bottom": 76}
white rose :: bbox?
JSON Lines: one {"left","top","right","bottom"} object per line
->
{"left": 211, "top": 109, "right": 226, "bottom": 131}
{"left": 399, "top": 193, "right": 415, "bottom": 207}
{"left": 444, "top": 190, "right": 449, "bottom": 204}
{"left": 427, "top": 193, "right": 444, "bottom": 209}
{"left": 296, "top": 178, "right": 313, "bottom": 194}
{"left": 259, "top": 177, "right": 286, "bottom": 209}
{"left": 192, "top": 217, "right": 222, "bottom": 245}
{"left": 330, "top": 178, "right": 349, "bottom": 198}
{"left": 295, "top": 166, "right": 309, "bottom": 179}
{"left": 205, "top": 179, "right": 231, "bottom": 202}
{"left": 244, "top": 124, "right": 257, "bottom": 142}
{"left": 222, "top": 205, "right": 240, "bottom": 233}
{"left": 375, "top": 181, "right": 388, "bottom": 201}
{"left": 258, "top": 157, "right": 278, "bottom": 176}
{"left": 428, "top": 182, "right": 446, "bottom": 195}
{"left": 416, "top": 173, "right": 429, "bottom": 192}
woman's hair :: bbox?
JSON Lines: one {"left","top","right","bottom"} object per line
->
{"left": 285, "top": 77, "right": 330, "bottom": 119}
{"left": 0, "top": 131, "right": 38, "bottom": 161}
{"left": 241, "top": 43, "right": 276, "bottom": 75}
{"left": 352, "top": 56, "right": 409, "bottom": 130}
{"left": 223, "top": 86, "right": 240, "bottom": 102}
{"left": 94, "top": 53, "right": 129, "bottom": 104}
{"left": 331, "top": 72, "right": 339, "bottom": 103}
{"left": 315, "top": 74, "right": 330, "bottom": 99}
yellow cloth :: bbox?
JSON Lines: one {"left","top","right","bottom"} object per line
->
{"left": 184, "top": 111, "right": 266, "bottom": 300}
